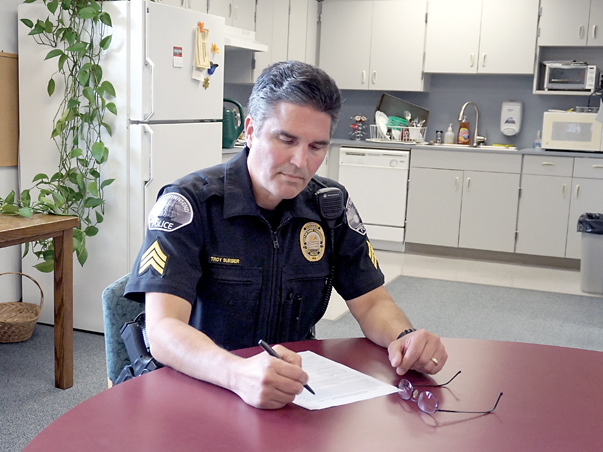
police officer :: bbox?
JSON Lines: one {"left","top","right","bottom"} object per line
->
{"left": 125, "top": 61, "right": 447, "bottom": 409}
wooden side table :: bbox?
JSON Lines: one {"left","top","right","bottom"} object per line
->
{"left": 0, "top": 214, "right": 79, "bottom": 389}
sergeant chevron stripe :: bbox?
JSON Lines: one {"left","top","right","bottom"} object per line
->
{"left": 367, "top": 240, "right": 378, "bottom": 269}
{"left": 139, "top": 239, "right": 168, "bottom": 276}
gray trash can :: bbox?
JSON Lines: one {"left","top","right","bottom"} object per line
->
{"left": 578, "top": 213, "right": 603, "bottom": 294}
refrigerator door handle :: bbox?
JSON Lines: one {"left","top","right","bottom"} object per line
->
{"left": 144, "top": 4, "right": 154, "bottom": 121}
{"left": 142, "top": 125, "right": 153, "bottom": 186}
{"left": 144, "top": 57, "right": 155, "bottom": 121}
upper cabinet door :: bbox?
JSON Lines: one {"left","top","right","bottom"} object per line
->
{"left": 208, "top": 0, "right": 255, "bottom": 30}
{"left": 538, "top": 0, "right": 592, "bottom": 46}
{"left": 478, "top": 0, "right": 539, "bottom": 74}
{"left": 587, "top": 0, "right": 603, "bottom": 46}
{"left": 319, "top": 1, "right": 373, "bottom": 90}
{"left": 369, "top": 0, "right": 427, "bottom": 91}
{"left": 424, "top": 0, "right": 482, "bottom": 74}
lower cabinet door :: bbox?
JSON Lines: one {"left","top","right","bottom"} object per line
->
{"left": 565, "top": 178, "right": 603, "bottom": 259}
{"left": 458, "top": 171, "right": 520, "bottom": 252}
{"left": 516, "top": 174, "right": 572, "bottom": 257}
{"left": 405, "top": 167, "right": 463, "bottom": 247}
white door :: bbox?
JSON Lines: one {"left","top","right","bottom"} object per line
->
{"left": 424, "top": 0, "right": 482, "bottom": 74}
{"left": 516, "top": 174, "right": 572, "bottom": 257}
{"left": 458, "top": 171, "right": 520, "bottom": 252}
{"left": 137, "top": 2, "right": 225, "bottom": 122}
{"left": 538, "top": 0, "right": 591, "bottom": 46}
{"left": 405, "top": 167, "right": 464, "bottom": 247}
{"left": 478, "top": 0, "right": 539, "bottom": 74}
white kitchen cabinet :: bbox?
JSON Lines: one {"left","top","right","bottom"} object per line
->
{"left": 539, "top": 0, "right": 603, "bottom": 47}
{"left": 424, "top": 0, "right": 539, "bottom": 74}
{"left": 208, "top": 0, "right": 255, "bottom": 30}
{"left": 565, "top": 158, "right": 603, "bottom": 258}
{"left": 458, "top": 171, "right": 520, "bottom": 252}
{"left": 405, "top": 149, "right": 521, "bottom": 251}
{"left": 406, "top": 167, "right": 464, "bottom": 247}
{"left": 288, "top": 0, "right": 318, "bottom": 64}
{"left": 319, "top": 0, "right": 428, "bottom": 91}
{"left": 516, "top": 155, "right": 574, "bottom": 257}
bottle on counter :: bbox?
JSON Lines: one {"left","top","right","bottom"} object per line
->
{"left": 534, "top": 130, "right": 542, "bottom": 150}
{"left": 444, "top": 124, "right": 455, "bottom": 144}
{"left": 457, "top": 117, "right": 470, "bottom": 145}
{"left": 435, "top": 130, "right": 443, "bottom": 144}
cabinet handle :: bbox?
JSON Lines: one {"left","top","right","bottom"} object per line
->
{"left": 470, "top": 53, "right": 475, "bottom": 67}
{"left": 372, "top": 71, "right": 377, "bottom": 84}
{"left": 361, "top": 70, "right": 366, "bottom": 84}
{"left": 592, "top": 164, "right": 603, "bottom": 169}
{"left": 562, "top": 183, "right": 567, "bottom": 198}
{"left": 466, "top": 177, "right": 471, "bottom": 191}
{"left": 579, "top": 25, "right": 585, "bottom": 39}
{"left": 541, "top": 161, "right": 555, "bottom": 166}
{"left": 229, "top": 3, "right": 232, "bottom": 18}
{"left": 593, "top": 25, "right": 598, "bottom": 40}
{"left": 455, "top": 176, "right": 459, "bottom": 191}
{"left": 575, "top": 184, "right": 580, "bottom": 199}
{"left": 482, "top": 53, "right": 487, "bottom": 67}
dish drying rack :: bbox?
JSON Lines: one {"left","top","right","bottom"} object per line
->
{"left": 368, "top": 124, "right": 427, "bottom": 143}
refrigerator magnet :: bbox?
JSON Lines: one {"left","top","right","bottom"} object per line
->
{"left": 173, "top": 46, "right": 183, "bottom": 68}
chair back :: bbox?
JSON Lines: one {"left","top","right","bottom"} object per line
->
{"left": 101, "top": 274, "right": 143, "bottom": 384}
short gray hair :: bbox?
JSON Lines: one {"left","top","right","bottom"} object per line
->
{"left": 247, "top": 61, "right": 343, "bottom": 137}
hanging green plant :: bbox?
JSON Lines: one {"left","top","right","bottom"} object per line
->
{"left": 0, "top": 0, "right": 116, "bottom": 272}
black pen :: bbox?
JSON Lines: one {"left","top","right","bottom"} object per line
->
{"left": 258, "top": 339, "right": 315, "bottom": 395}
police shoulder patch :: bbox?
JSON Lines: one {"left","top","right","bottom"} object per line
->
{"left": 300, "top": 222, "right": 325, "bottom": 262}
{"left": 345, "top": 197, "right": 366, "bottom": 236}
{"left": 139, "top": 239, "right": 169, "bottom": 276}
{"left": 148, "top": 192, "right": 193, "bottom": 232}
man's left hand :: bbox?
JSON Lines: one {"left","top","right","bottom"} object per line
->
{"left": 388, "top": 329, "right": 447, "bottom": 375}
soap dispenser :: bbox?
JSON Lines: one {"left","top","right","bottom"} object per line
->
{"left": 457, "top": 117, "right": 470, "bottom": 145}
{"left": 444, "top": 124, "right": 455, "bottom": 144}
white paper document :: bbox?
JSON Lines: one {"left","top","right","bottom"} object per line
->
{"left": 293, "top": 351, "right": 398, "bottom": 410}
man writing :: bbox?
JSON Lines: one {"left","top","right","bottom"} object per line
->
{"left": 125, "top": 61, "right": 447, "bottom": 409}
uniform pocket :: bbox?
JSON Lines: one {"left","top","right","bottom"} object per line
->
{"left": 278, "top": 264, "right": 330, "bottom": 342}
{"left": 196, "top": 265, "right": 263, "bottom": 350}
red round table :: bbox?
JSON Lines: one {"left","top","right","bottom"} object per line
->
{"left": 22, "top": 337, "right": 603, "bottom": 451}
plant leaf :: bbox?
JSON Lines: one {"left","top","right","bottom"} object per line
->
{"left": 83, "top": 86, "right": 96, "bottom": 104}
{"left": 32, "top": 173, "right": 49, "bottom": 182}
{"left": 78, "top": 7, "right": 97, "bottom": 19}
{"left": 34, "top": 259, "right": 55, "bottom": 273}
{"left": 47, "top": 0, "right": 59, "bottom": 15}
{"left": 101, "top": 122, "right": 112, "bottom": 136}
{"left": 91, "top": 141, "right": 105, "bottom": 163}
{"left": 99, "top": 35, "right": 112, "bottom": 50}
{"left": 20, "top": 18, "right": 34, "bottom": 28}
{"left": 88, "top": 181, "right": 98, "bottom": 197}
{"left": 100, "top": 81, "right": 116, "bottom": 97}
{"left": 99, "top": 12, "right": 112, "bottom": 27}
{"left": 77, "top": 246, "right": 88, "bottom": 266}
{"left": 106, "top": 102, "right": 117, "bottom": 115}
{"left": 83, "top": 197, "right": 103, "bottom": 208}
{"left": 5, "top": 191, "right": 15, "bottom": 204}
{"left": 85, "top": 226, "right": 99, "bottom": 237}
{"left": 100, "top": 178, "right": 115, "bottom": 189}
{"left": 19, "top": 207, "right": 33, "bottom": 218}
{"left": 47, "top": 77, "right": 55, "bottom": 96}
{"left": 95, "top": 211, "right": 104, "bottom": 223}
{"left": 1, "top": 204, "right": 19, "bottom": 214}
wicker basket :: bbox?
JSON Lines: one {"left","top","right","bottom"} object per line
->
{"left": 0, "top": 272, "right": 44, "bottom": 343}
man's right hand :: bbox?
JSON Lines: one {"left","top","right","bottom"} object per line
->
{"left": 230, "top": 345, "right": 310, "bottom": 409}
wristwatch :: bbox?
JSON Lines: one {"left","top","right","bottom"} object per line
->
{"left": 396, "top": 328, "right": 416, "bottom": 340}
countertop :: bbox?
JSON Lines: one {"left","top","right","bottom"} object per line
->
{"left": 330, "top": 138, "right": 603, "bottom": 158}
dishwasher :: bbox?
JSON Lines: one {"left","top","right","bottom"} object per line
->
{"left": 338, "top": 146, "right": 410, "bottom": 251}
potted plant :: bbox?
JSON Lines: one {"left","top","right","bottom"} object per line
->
{"left": 0, "top": 0, "right": 116, "bottom": 272}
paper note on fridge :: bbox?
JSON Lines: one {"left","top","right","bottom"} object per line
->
{"left": 293, "top": 351, "right": 398, "bottom": 410}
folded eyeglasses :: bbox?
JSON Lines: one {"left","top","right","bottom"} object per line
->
{"left": 397, "top": 371, "right": 503, "bottom": 415}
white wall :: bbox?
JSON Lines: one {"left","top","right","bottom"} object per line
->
{"left": 1, "top": 0, "right": 26, "bottom": 302}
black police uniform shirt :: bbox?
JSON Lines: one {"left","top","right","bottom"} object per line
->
{"left": 124, "top": 147, "right": 384, "bottom": 351}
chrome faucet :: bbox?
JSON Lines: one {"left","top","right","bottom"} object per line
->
{"left": 458, "top": 102, "right": 487, "bottom": 147}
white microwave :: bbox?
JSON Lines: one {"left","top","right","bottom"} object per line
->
{"left": 542, "top": 111, "right": 603, "bottom": 152}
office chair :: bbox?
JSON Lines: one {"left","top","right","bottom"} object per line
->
{"left": 101, "top": 274, "right": 143, "bottom": 386}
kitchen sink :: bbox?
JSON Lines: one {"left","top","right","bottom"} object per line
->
{"left": 427, "top": 143, "right": 518, "bottom": 151}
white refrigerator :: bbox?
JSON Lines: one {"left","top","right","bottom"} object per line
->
{"left": 18, "top": 1, "right": 225, "bottom": 332}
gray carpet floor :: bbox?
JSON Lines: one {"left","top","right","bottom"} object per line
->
{"left": 316, "top": 275, "right": 603, "bottom": 352}
{"left": 2, "top": 275, "right": 602, "bottom": 452}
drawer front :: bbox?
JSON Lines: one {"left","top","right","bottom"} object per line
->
{"left": 522, "top": 155, "right": 574, "bottom": 176}
{"left": 573, "top": 157, "right": 603, "bottom": 179}
{"left": 410, "top": 149, "right": 521, "bottom": 173}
